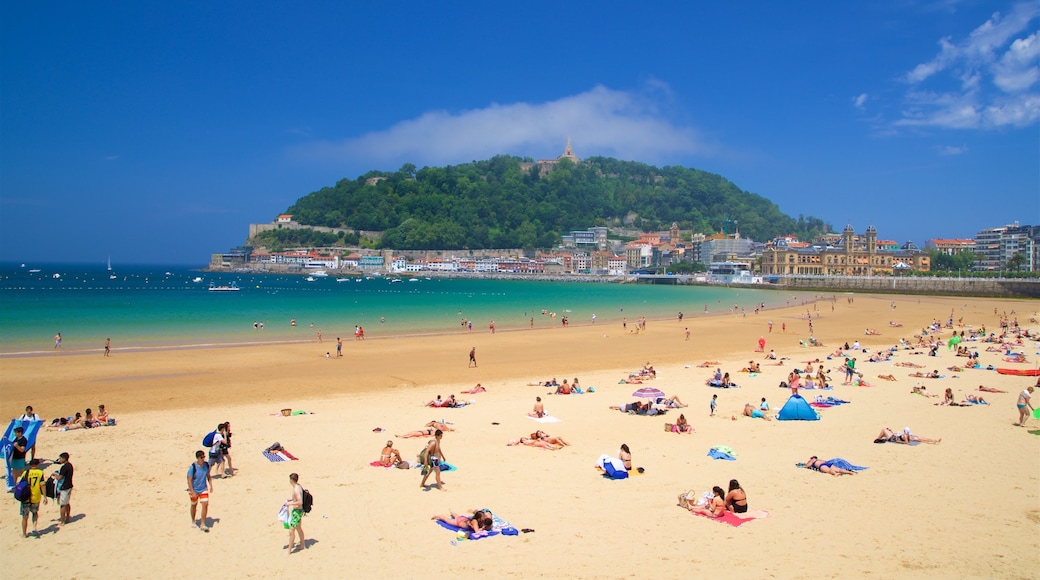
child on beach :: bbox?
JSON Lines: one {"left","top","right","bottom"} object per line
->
{"left": 710, "top": 394, "right": 717, "bottom": 416}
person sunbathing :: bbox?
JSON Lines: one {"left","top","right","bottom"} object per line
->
{"left": 877, "top": 374, "right": 897, "bottom": 381}
{"left": 432, "top": 510, "right": 491, "bottom": 533}
{"left": 460, "top": 384, "right": 486, "bottom": 394}
{"left": 507, "top": 437, "right": 560, "bottom": 450}
{"left": 396, "top": 428, "right": 438, "bottom": 438}
{"left": 655, "top": 395, "right": 688, "bottom": 408}
{"left": 532, "top": 430, "right": 570, "bottom": 446}
{"left": 911, "top": 385, "right": 937, "bottom": 397}
{"left": 379, "top": 441, "right": 403, "bottom": 467}
{"left": 865, "top": 329, "right": 881, "bottom": 335}
{"left": 978, "top": 386, "right": 1006, "bottom": 393}
{"left": 424, "top": 420, "right": 455, "bottom": 432}
{"left": 895, "top": 362, "right": 924, "bottom": 368}
{"left": 889, "top": 321, "right": 903, "bottom": 327}
{"left": 936, "top": 388, "right": 956, "bottom": 406}
{"left": 724, "top": 480, "right": 748, "bottom": 513}
{"left": 909, "top": 370, "right": 941, "bottom": 378}
{"left": 804, "top": 456, "right": 857, "bottom": 476}
{"left": 686, "top": 486, "right": 726, "bottom": 517}
{"left": 425, "top": 396, "right": 448, "bottom": 407}
{"left": 964, "top": 394, "right": 987, "bottom": 404}
{"left": 874, "top": 426, "right": 940, "bottom": 444}
{"left": 743, "top": 403, "right": 771, "bottom": 420}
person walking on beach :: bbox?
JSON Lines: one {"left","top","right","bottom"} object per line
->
{"left": 768, "top": 321, "right": 773, "bottom": 333}
{"left": 336, "top": 337, "right": 343, "bottom": 357}
{"left": 710, "top": 394, "right": 717, "bottom": 416}
{"left": 420, "top": 430, "right": 447, "bottom": 490}
{"left": 19, "top": 458, "right": 46, "bottom": 538}
{"left": 1015, "top": 386, "right": 1034, "bottom": 426}
{"left": 285, "top": 473, "right": 306, "bottom": 555}
{"left": 684, "top": 327, "right": 690, "bottom": 341}
{"left": 208, "top": 424, "right": 226, "bottom": 478}
{"left": 187, "top": 450, "right": 213, "bottom": 532}
{"left": 54, "top": 333, "right": 61, "bottom": 350}
{"left": 104, "top": 338, "right": 111, "bottom": 357}
{"left": 468, "top": 347, "right": 477, "bottom": 368}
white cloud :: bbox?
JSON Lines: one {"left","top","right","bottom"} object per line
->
{"left": 853, "top": 93, "right": 869, "bottom": 109}
{"left": 937, "top": 144, "right": 969, "bottom": 155}
{"left": 290, "top": 85, "right": 712, "bottom": 168}
{"left": 896, "top": 2, "right": 1040, "bottom": 129}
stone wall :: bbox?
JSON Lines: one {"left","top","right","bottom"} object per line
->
{"left": 770, "top": 275, "right": 1040, "bottom": 298}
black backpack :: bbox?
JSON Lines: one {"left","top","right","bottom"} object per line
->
{"left": 301, "top": 488, "right": 313, "bottom": 514}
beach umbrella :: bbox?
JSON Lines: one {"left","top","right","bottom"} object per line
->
{"left": 632, "top": 387, "right": 666, "bottom": 399}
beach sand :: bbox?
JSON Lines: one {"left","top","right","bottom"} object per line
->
{"left": 2, "top": 293, "right": 1038, "bottom": 578}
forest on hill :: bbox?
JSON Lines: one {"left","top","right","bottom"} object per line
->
{"left": 272, "top": 155, "right": 830, "bottom": 251}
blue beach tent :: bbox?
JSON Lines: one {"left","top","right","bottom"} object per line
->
{"left": 776, "top": 395, "right": 820, "bottom": 421}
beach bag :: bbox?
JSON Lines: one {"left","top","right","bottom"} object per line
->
{"left": 418, "top": 441, "right": 431, "bottom": 466}
{"left": 202, "top": 431, "right": 217, "bottom": 447}
{"left": 277, "top": 504, "right": 290, "bottom": 524}
{"left": 13, "top": 474, "right": 30, "bottom": 503}
{"left": 301, "top": 489, "right": 313, "bottom": 514}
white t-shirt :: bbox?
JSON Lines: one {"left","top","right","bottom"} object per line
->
{"left": 19, "top": 413, "right": 41, "bottom": 421}
{"left": 1021, "top": 390, "right": 1032, "bottom": 404}
{"left": 210, "top": 432, "right": 225, "bottom": 455}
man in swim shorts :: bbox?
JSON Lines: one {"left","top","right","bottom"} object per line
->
{"left": 285, "top": 473, "right": 306, "bottom": 555}
{"left": 187, "top": 450, "right": 213, "bottom": 531}
{"left": 420, "top": 430, "right": 447, "bottom": 491}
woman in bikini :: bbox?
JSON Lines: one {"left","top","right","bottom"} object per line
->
{"left": 686, "top": 486, "right": 726, "bottom": 517}
{"left": 724, "top": 479, "right": 748, "bottom": 513}
{"left": 507, "top": 437, "right": 559, "bottom": 450}
{"left": 396, "top": 428, "right": 436, "bottom": 439}
{"left": 533, "top": 430, "right": 570, "bottom": 446}
{"left": 672, "top": 414, "right": 694, "bottom": 434}
{"left": 805, "top": 456, "right": 857, "bottom": 476}
{"left": 379, "top": 441, "right": 402, "bottom": 466}
{"left": 432, "top": 510, "right": 485, "bottom": 533}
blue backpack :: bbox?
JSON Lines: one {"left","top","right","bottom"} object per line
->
{"left": 202, "top": 431, "right": 217, "bottom": 447}
{"left": 13, "top": 474, "right": 30, "bottom": 503}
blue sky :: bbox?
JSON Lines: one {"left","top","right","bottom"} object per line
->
{"left": 2, "top": 1, "right": 1037, "bottom": 265}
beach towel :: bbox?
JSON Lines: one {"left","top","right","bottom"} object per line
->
{"left": 3, "top": 419, "right": 43, "bottom": 490}
{"left": 435, "top": 519, "right": 501, "bottom": 540}
{"left": 707, "top": 381, "right": 739, "bottom": 388}
{"left": 694, "top": 509, "right": 769, "bottom": 527}
{"left": 707, "top": 449, "right": 736, "bottom": 461}
{"left": 263, "top": 449, "right": 299, "bottom": 462}
{"left": 821, "top": 458, "right": 868, "bottom": 471}
{"left": 527, "top": 415, "right": 561, "bottom": 423}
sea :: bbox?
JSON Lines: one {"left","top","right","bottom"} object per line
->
{"left": 0, "top": 262, "right": 801, "bottom": 356}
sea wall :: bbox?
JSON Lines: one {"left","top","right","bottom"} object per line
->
{"left": 764, "top": 275, "right": 1040, "bottom": 298}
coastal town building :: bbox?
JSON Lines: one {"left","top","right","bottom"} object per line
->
{"left": 925, "top": 238, "right": 975, "bottom": 255}
{"left": 973, "top": 223, "right": 1038, "bottom": 272}
{"left": 761, "top": 225, "right": 930, "bottom": 276}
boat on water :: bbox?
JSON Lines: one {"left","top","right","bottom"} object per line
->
{"left": 305, "top": 276, "right": 316, "bottom": 282}
{"left": 336, "top": 277, "right": 351, "bottom": 282}
{"left": 208, "top": 282, "right": 240, "bottom": 292}
{"left": 310, "top": 270, "right": 329, "bottom": 277}
{"left": 28, "top": 269, "right": 41, "bottom": 273}
{"left": 192, "top": 277, "right": 204, "bottom": 283}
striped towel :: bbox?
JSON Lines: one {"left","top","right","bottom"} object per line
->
{"left": 262, "top": 450, "right": 298, "bottom": 462}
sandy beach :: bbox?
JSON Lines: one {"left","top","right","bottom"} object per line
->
{"left": 2, "top": 292, "right": 1038, "bottom": 579}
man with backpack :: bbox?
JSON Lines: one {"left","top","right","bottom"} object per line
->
{"left": 187, "top": 450, "right": 213, "bottom": 532}
{"left": 205, "top": 424, "right": 226, "bottom": 479}
{"left": 285, "top": 473, "right": 306, "bottom": 555}
{"left": 17, "top": 458, "right": 46, "bottom": 537}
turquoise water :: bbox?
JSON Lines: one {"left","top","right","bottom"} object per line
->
{"left": 0, "top": 263, "right": 789, "bottom": 355}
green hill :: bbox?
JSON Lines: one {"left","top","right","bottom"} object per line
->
{"left": 274, "top": 155, "right": 829, "bottom": 250}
